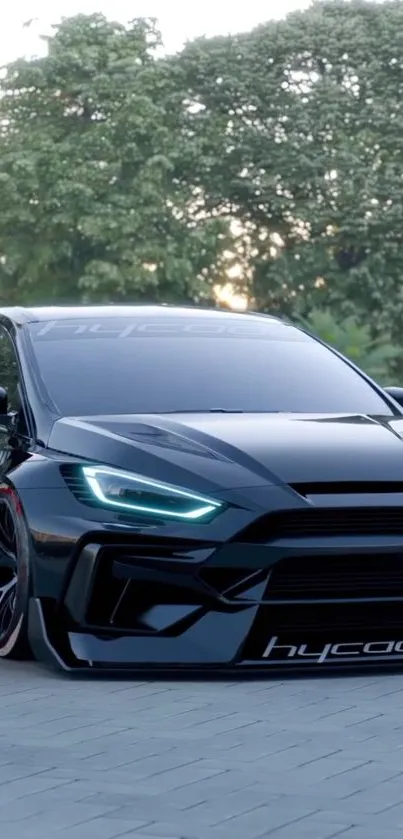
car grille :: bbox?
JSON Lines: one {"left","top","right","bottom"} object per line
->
{"left": 265, "top": 554, "right": 403, "bottom": 601}
{"left": 237, "top": 507, "right": 403, "bottom": 542}
{"left": 241, "top": 601, "right": 403, "bottom": 662}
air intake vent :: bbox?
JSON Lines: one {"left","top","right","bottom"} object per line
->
{"left": 60, "top": 464, "right": 95, "bottom": 505}
{"left": 237, "top": 507, "right": 403, "bottom": 542}
{"left": 245, "top": 602, "right": 403, "bottom": 647}
{"left": 266, "top": 554, "right": 403, "bottom": 600}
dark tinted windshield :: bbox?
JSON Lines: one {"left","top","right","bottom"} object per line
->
{"left": 26, "top": 316, "right": 392, "bottom": 416}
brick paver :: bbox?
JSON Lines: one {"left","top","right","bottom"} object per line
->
{"left": 2, "top": 661, "right": 403, "bottom": 837}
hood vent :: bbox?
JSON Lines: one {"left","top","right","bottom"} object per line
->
{"left": 292, "top": 482, "right": 403, "bottom": 496}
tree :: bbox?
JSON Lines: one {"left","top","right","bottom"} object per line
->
{"left": 176, "top": 1, "right": 403, "bottom": 338}
{"left": 300, "top": 309, "right": 400, "bottom": 383}
{"left": 0, "top": 14, "right": 229, "bottom": 304}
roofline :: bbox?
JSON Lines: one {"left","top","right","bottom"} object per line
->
{"left": 0, "top": 304, "right": 283, "bottom": 326}
{"left": 0, "top": 307, "right": 35, "bottom": 325}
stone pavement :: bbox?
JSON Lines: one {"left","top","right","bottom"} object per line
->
{"left": 1, "top": 663, "right": 403, "bottom": 838}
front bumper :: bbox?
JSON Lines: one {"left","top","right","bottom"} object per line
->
{"left": 28, "top": 532, "right": 403, "bottom": 673}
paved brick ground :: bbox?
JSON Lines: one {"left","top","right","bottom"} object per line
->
{"left": 1, "top": 662, "right": 403, "bottom": 838}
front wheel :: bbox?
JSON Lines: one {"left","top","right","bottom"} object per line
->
{"left": 0, "top": 490, "right": 32, "bottom": 659}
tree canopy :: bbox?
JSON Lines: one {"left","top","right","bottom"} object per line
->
{"left": 0, "top": 14, "right": 228, "bottom": 305}
{"left": 297, "top": 308, "right": 400, "bottom": 383}
{"left": 178, "top": 0, "right": 403, "bottom": 337}
{"left": 0, "top": 2, "right": 403, "bottom": 377}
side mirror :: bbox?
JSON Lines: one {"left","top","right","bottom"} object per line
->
{"left": 384, "top": 386, "right": 403, "bottom": 408}
{"left": 0, "top": 387, "right": 8, "bottom": 415}
{"left": 0, "top": 387, "right": 13, "bottom": 431}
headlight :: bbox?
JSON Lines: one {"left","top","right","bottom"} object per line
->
{"left": 82, "top": 466, "right": 223, "bottom": 521}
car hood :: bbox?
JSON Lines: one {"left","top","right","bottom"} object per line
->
{"left": 48, "top": 412, "right": 403, "bottom": 494}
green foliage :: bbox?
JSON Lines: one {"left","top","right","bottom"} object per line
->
{"left": 301, "top": 309, "right": 400, "bottom": 383}
{"left": 0, "top": 14, "right": 229, "bottom": 304}
{"left": 1, "top": 0, "right": 403, "bottom": 367}
{"left": 176, "top": 0, "right": 403, "bottom": 338}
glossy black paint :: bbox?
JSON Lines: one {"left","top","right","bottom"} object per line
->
{"left": 49, "top": 412, "right": 403, "bottom": 486}
{"left": 2, "top": 305, "right": 403, "bottom": 672}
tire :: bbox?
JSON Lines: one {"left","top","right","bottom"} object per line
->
{"left": 0, "top": 489, "right": 32, "bottom": 659}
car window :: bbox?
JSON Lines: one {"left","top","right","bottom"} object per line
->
{"left": 0, "top": 326, "right": 30, "bottom": 441}
{"left": 26, "top": 316, "right": 394, "bottom": 417}
{"left": 0, "top": 327, "right": 22, "bottom": 413}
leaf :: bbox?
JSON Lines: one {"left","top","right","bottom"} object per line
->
{"left": 299, "top": 307, "right": 400, "bottom": 383}
{"left": 0, "top": 14, "right": 229, "bottom": 304}
{"left": 174, "top": 0, "right": 403, "bottom": 345}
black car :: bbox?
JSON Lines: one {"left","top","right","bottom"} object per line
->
{"left": 2, "top": 304, "right": 403, "bottom": 673}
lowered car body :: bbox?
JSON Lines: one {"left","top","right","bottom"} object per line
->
{"left": 2, "top": 305, "right": 403, "bottom": 672}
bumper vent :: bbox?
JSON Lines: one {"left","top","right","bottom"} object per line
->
{"left": 247, "top": 602, "right": 403, "bottom": 644}
{"left": 267, "top": 554, "right": 403, "bottom": 601}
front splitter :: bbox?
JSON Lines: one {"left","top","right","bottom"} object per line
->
{"left": 27, "top": 598, "right": 403, "bottom": 676}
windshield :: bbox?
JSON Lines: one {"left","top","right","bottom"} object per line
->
{"left": 26, "top": 316, "right": 393, "bottom": 417}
